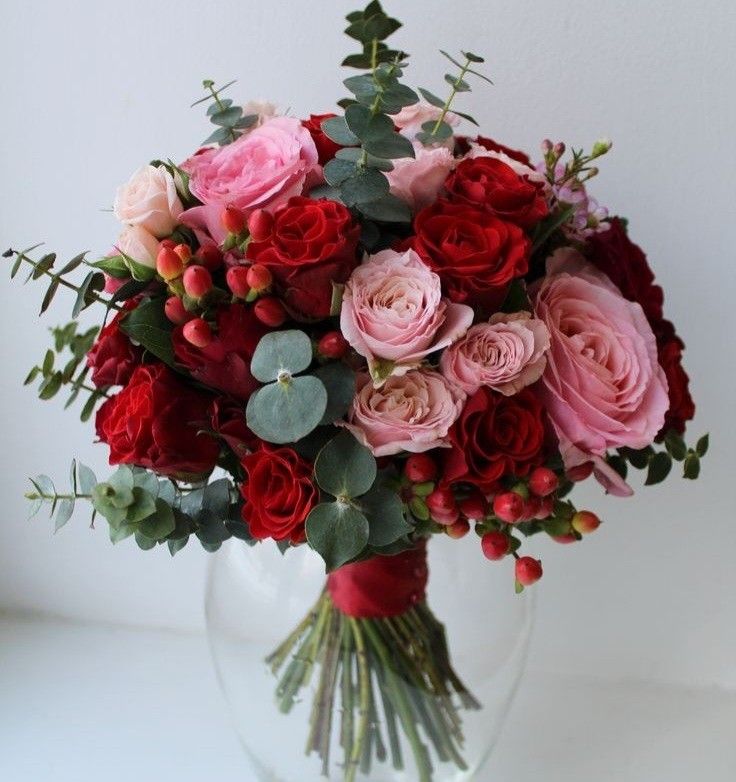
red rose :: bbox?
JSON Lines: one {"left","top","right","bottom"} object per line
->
{"left": 474, "top": 136, "right": 532, "bottom": 166}
{"left": 240, "top": 446, "right": 318, "bottom": 543}
{"left": 95, "top": 364, "right": 220, "bottom": 477}
{"left": 409, "top": 199, "right": 530, "bottom": 311}
{"left": 86, "top": 302, "right": 143, "bottom": 387}
{"left": 172, "top": 303, "right": 268, "bottom": 399}
{"left": 445, "top": 156, "right": 548, "bottom": 228}
{"left": 302, "top": 113, "right": 343, "bottom": 165}
{"left": 654, "top": 320, "right": 696, "bottom": 436}
{"left": 210, "top": 397, "right": 261, "bottom": 458}
{"left": 247, "top": 196, "right": 360, "bottom": 319}
{"left": 443, "top": 387, "right": 546, "bottom": 493}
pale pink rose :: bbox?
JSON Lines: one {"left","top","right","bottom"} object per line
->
{"left": 113, "top": 165, "right": 183, "bottom": 238}
{"left": 180, "top": 116, "right": 319, "bottom": 238}
{"left": 440, "top": 312, "right": 550, "bottom": 396}
{"left": 241, "top": 100, "right": 278, "bottom": 128}
{"left": 393, "top": 102, "right": 459, "bottom": 149}
{"left": 531, "top": 248, "right": 669, "bottom": 496}
{"left": 385, "top": 142, "right": 456, "bottom": 211}
{"left": 114, "top": 225, "right": 160, "bottom": 268}
{"left": 341, "top": 249, "right": 473, "bottom": 382}
{"left": 343, "top": 370, "right": 465, "bottom": 456}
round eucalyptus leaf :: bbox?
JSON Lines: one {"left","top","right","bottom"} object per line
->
{"left": 314, "top": 430, "right": 376, "bottom": 499}
{"left": 360, "top": 484, "right": 412, "bottom": 547}
{"left": 313, "top": 362, "right": 356, "bottom": 425}
{"left": 305, "top": 501, "right": 369, "bottom": 572}
{"left": 246, "top": 375, "right": 327, "bottom": 444}
{"left": 250, "top": 330, "right": 314, "bottom": 384}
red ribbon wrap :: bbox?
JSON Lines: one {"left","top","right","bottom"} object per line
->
{"left": 327, "top": 540, "right": 428, "bottom": 618}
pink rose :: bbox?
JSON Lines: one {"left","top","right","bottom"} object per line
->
{"left": 531, "top": 248, "right": 669, "bottom": 496}
{"left": 343, "top": 370, "right": 465, "bottom": 456}
{"left": 113, "top": 165, "right": 183, "bottom": 238}
{"left": 114, "top": 225, "right": 160, "bottom": 268}
{"left": 385, "top": 142, "right": 456, "bottom": 211}
{"left": 341, "top": 249, "right": 473, "bottom": 382}
{"left": 393, "top": 102, "right": 459, "bottom": 150}
{"left": 440, "top": 312, "right": 550, "bottom": 396}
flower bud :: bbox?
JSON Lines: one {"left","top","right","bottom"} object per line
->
{"left": 528, "top": 466, "right": 559, "bottom": 497}
{"left": 591, "top": 137, "right": 612, "bottom": 157}
{"left": 318, "top": 330, "right": 349, "bottom": 360}
{"left": 246, "top": 263, "right": 273, "bottom": 293}
{"left": 197, "top": 243, "right": 224, "bottom": 271}
{"left": 248, "top": 208, "right": 274, "bottom": 242}
{"left": 183, "top": 265, "right": 213, "bottom": 299}
{"left": 446, "top": 519, "right": 470, "bottom": 539}
{"left": 254, "top": 297, "right": 287, "bottom": 327}
{"left": 426, "top": 487, "right": 459, "bottom": 525}
{"left": 541, "top": 139, "right": 553, "bottom": 155}
{"left": 493, "top": 492, "right": 524, "bottom": 524}
{"left": 173, "top": 243, "right": 192, "bottom": 264}
{"left": 515, "top": 556, "right": 543, "bottom": 586}
{"left": 156, "top": 246, "right": 184, "bottom": 281}
{"left": 553, "top": 141, "right": 566, "bottom": 157}
{"left": 164, "top": 296, "right": 192, "bottom": 326}
{"left": 404, "top": 454, "right": 438, "bottom": 483}
{"left": 182, "top": 317, "right": 212, "bottom": 348}
{"left": 571, "top": 510, "right": 601, "bottom": 535}
{"left": 226, "top": 266, "right": 251, "bottom": 298}
{"left": 221, "top": 205, "right": 247, "bottom": 235}
{"left": 481, "top": 531, "right": 509, "bottom": 561}
{"left": 459, "top": 490, "right": 489, "bottom": 521}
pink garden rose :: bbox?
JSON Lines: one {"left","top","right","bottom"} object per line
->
{"left": 343, "top": 370, "right": 465, "bottom": 456}
{"left": 113, "top": 165, "right": 183, "bottom": 238}
{"left": 531, "top": 248, "right": 669, "bottom": 496}
{"left": 440, "top": 312, "right": 550, "bottom": 396}
{"left": 385, "top": 142, "right": 456, "bottom": 211}
{"left": 114, "top": 225, "right": 160, "bottom": 268}
{"left": 340, "top": 249, "right": 474, "bottom": 382}
{"left": 393, "top": 102, "right": 459, "bottom": 150}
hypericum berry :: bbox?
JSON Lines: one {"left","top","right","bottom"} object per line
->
{"left": 183, "top": 265, "right": 213, "bottom": 299}
{"left": 404, "top": 453, "right": 438, "bottom": 483}
{"left": 534, "top": 496, "right": 554, "bottom": 520}
{"left": 182, "top": 317, "right": 212, "bottom": 348}
{"left": 318, "top": 331, "right": 349, "bottom": 360}
{"left": 173, "top": 243, "right": 192, "bottom": 264}
{"left": 493, "top": 491, "right": 525, "bottom": 524}
{"left": 459, "top": 490, "right": 489, "bottom": 521}
{"left": 156, "top": 246, "right": 184, "bottom": 281}
{"left": 221, "top": 205, "right": 247, "bottom": 235}
{"left": 197, "top": 243, "right": 224, "bottom": 271}
{"left": 426, "top": 488, "right": 459, "bottom": 525}
{"left": 528, "top": 466, "right": 559, "bottom": 497}
{"left": 246, "top": 263, "right": 273, "bottom": 293}
{"left": 446, "top": 519, "right": 470, "bottom": 539}
{"left": 254, "top": 297, "right": 287, "bottom": 327}
{"left": 571, "top": 510, "right": 601, "bottom": 535}
{"left": 515, "top": 556, "right": 543, "bottom": 586}
{"left": 226, "top": 266, "right": 251, "bottom": 298}
{"left": 164, "top": 296, "right": 192, "bottom": 326}
{"left": 248, "top": 208, "right": 273, "bottom": 241}
{"left": 481, "top": 531, "right": 510, "bottom": 561}
{"left": 551, "top": 533, "right": 577, "bottom": 544}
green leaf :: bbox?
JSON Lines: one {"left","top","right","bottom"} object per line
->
{"left": 363, "top": 131, "right": 415, "bottom": 160}
{"left": 306, "top": 501, "right": 369, "bottom": 571}
{"left": 210, "top": 106, "right": 242, "bottom": 127}
{"left": 29, "top": 252, "right": 56, "bottom": 281}
{"left": 620, "top": 445, "right": 654, "bottom": 470}
{"left": 361, "top": 484, "right": 411, "bottom": 546}
{"left": 54, "top": 499, "right": 74, "bottom": 532}
{"left": 344, "top": 74, "right": 380, "bottom": 104}
{"left": 119, "top": 297, "right": 175, "bottom": 366}
{"left": 321, "top": 116, "right": 360, "bottom": 146}
{"left": 664, "top": 430, "right": 688, "bottom": 461}
{"left": 340, "top": 169, "right": 390, "bottom": 206}
{"left": 532, "top": 204, "right": 575, "bottom": 253}
{"left": 409, "top": 496, "right": 430, "bottom": 521}
{"left": 77, "top": 463, "right": 97, "bottom": 494}
{"left": 203, "top": 126, "right": 232, "bottom": 146}
{"left": 696, "top": 434, "right": 709, "bottom": 458}
{"left": 38, "top": 372, "right": 62, "bottom": 400}
{"left": 314, "top": 430, "right": 377, "bottom": 499}
{"left": 72, "top": 271, "right": 105, "bottom": 318}
{"left": 92, "top": 255, "right": 129, "bottom": 279}
{"left": 418, "top": 88, "right": 446, "bottom": 109}
{"left": 645, "top": 451, "right": 672, "bottom": 485}
{"left": 138, "top": 499, "right": 176, "bottom": 540}
{"left": 380, "top": 83, "right": 419, "bottom": 113}
{"left": 168, "top": 537, "right": 189, "bottom": 556}
{"left": 683, "top": 453, "right": 701, "bottom": 480}
{"left": 357, "top": 193, "right": 412, "bottom": 223}
{"left": 324, "top": 158, "right": 358, "bottom": 187}
{"left": 125, "top": 488, "right": 158, "bottom": 524}
{"left": 40, "top": 276, "right": 60, "bottom": 314}
{"left": 135, "top": 532, "right": 157, "bottom": 550}
{"left": 463, "top": 51, "right": 485, "bottom": 63}
{"left": 109, "top": 523, "right": 135, "bottom": 544}
{"left": 250, "top": 330, "right": 314, "bottom": 383}
{"left": 313, "top": 362, "right": 356, "bottom": 424}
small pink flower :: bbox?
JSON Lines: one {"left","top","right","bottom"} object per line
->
{"left": 113, "top": 165, "right": 183, "bottom": 238}
{"left": 440, "top": 312, "right": 550, "bottom": 396}
{"left": 340, "top": 249, "right": 474, "bottom": 382}
{"left": 385, "top": 142, "right": 456, "bottom": 211}
{"left": 342, "top": 370, "right": 465, "bottom": 456}
{"left": 114, "top": 225, "right": 160, "bottom": 268}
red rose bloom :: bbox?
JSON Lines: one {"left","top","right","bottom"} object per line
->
{"left": 240, "top": 446, "right": 319, "bottom": 543}
{"left": 654, "top": 320, "right": 696, "bottom": 436}
{"left": 474, "top": 135, "right": 532, "bottom": 166}
{"left": 444, "top": 387, "right": 546, "bottom": 493}
{"left": 302, "top": 113, "right": 343, "bottom": 165}
{"left": 86, "top": 302, "right": 143, "bottom": 387}
{"left": 95, "top": 364, "right": 220, "bottom": 477}
{"left": 247, "top": 196, "right": 360, "bottom": 319}
{"left": 445, "top": 156, "right": 548, "bottom": 228}
{"left": 173, "top": 303, "right": 268, "bottom": 400}
{"left": 210, "top": 397, "right": 261, "bottom": 458}
{"left": 409, "top": 199, "right": 530, "bottom": 311}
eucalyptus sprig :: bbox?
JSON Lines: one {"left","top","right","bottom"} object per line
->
{"left": 192, "top": 79, "right": 259, "bottom": 146}
{"left": 612, "top": 429, "right": 709, "bottom": 485}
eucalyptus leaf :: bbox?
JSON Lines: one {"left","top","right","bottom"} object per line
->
{"left": 321, "top": 116, "right": 360, "bottom": 146}
{"left": 138, "top": 499, "right": 176, "bottom": 540}
{"left": 305, "top": 501, "right": 369, "bottom": 571}
{"left": 314, "top": 430, "right": 376, "bottom": 499}
{"left": 250, "top": 330, "right": 314, "bottom": 383}
{"left": 246, "top": 375, "right": 327, "bottom": 444}
{"left": 54, "top": 499, "right": 75, "bottom": 532}
{"left": 313, "top": 362, "right": 356, "bottom": 424}
{"left": 361, "top": 484, "right": 411, "bottom": 546}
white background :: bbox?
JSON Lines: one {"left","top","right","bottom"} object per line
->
{"left": 1, "top": 0, "right": 735, "bottom": 701}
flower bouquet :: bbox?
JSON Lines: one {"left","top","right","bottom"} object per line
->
{"left": 6, "top": 2, "right": 705, "bottom": 781}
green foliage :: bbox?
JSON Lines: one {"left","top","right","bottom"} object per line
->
{"left": 192, "top": 79, "right": 258, "bottom": 146}
{"left": 616, "top": 428, "right": 709, "bottom": 484}
{"left": 119, "top": 296, "right": 175, "bottom": 366}
{"left": 315, "top": 430, "right": 377, "bottom": 498}
{"left": 250, "top": 330, "right": 314, "bottom": 383}
{"left": 341, "top": 1, "right": 406, "bottom": 70}
{"left": 313, "top": 362, "right": 356, "bottom": 424}
{"left": 93, "top": 252, "right": 155, "bottom": 283}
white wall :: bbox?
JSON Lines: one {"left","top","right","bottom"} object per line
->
{"left": 1, "top": 0, "right": 734, "bottom": 688}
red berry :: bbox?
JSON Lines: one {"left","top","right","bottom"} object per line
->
{"left": 515, "top": 556, "right": 543, "bottom": 586}
{"left": 197, "top": 243, "right": 224, "bottom": 271}
{"left": 173, "top": 243, "right": 192, "bottom": 264}
{"left": 528, "top": 466, "right": 559, "bottom": 497}
{"left": 404, "top": 454, "right": 438, "bottom": 483}
{"left": 426, "top": 487, "right": 459, "bottom": 525}
{"left": 246, "top": 263, "right": 273, "bottom": 292}
{"left": 159, "top": 238, "right": 176, "bottom": 250}
{"left": 226, "top": 266, "right": 251, "bottom": 298}
{"left": 156, "top": 246, "right": 184, "bottom": 281}
{"left": 459, "top": 490, "right": 489, "bottom": 520}
{"left": 182, "top": 317, "right": 212, "bottom": 348}
{"left": 551, "top": 533, "right": 577, "bottom": 544}
{"left": 183, "top": 265, "right": 213, "bottom": 299}
{"left": 493, "top": 492, "right": 524, "bottom": 524}
{"left": 534, "top": 496, "right": 554, "bottom": 520}
{"left": 447, "top": 519, "right": 470, "bottom": 539}
{"left": 318, "top": 331, "right": 349, "bottom": 360}
{"left": 221, "top": 205, "right": 247, "bottom": 235}
{"left": 164, "top": 296, "right": 192, "bottom": 326}
{"left": 248, "top": 208, "right": 274, "bottom": 241}
{"left": 571, "top": 510, "right": 601, "bottom": 535}
{"left": 481, "top": 531, "right": 510, "bottom": 561}
{"left": 254, "top": 297, "right": 287, "bottom": 327}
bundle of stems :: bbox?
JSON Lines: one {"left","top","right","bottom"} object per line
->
{"left": 266, "top": 591, "right": 480, "bottom": 782}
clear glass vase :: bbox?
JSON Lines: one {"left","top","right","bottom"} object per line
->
{"left": 205, "top": 534, "right": 535, "bottom": 782}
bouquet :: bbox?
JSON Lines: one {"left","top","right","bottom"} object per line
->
{"left": 6, "top": 3, "right": 705, "bottom": 781}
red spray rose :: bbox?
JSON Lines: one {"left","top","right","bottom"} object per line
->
{"left": 95, "top": 364, "right": 220, "bottom": 477}
{"left": 445, "top": 156, "right": 548, "bottom": 228}
{"left": 210, "top": 397, "right": 262, "bottom": 458}
{"left": 246, "top": 196, "right": 360, "bottom": 319}
{"left": 654, "top": 319, "right": 696, "bottom": 435}
{"left": 409, "top": 199, "right": 530, "bottom": 311}
{"left": 86, "top": 302, "right": 143, "bottom": 387}
{"left": 240, "top": 446, "right": 318, "bottom": 543}
{"left": 172, "top": 303, "right": 268, "bottom": 400}
{"left": 444, "top": 387, "right": 546, "bottom": 493}
{"left": 474, "top": 136, "right": 533, "bottom": 166}
{"left": 302, "top": 113, "right": 343, "bottom": 165}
